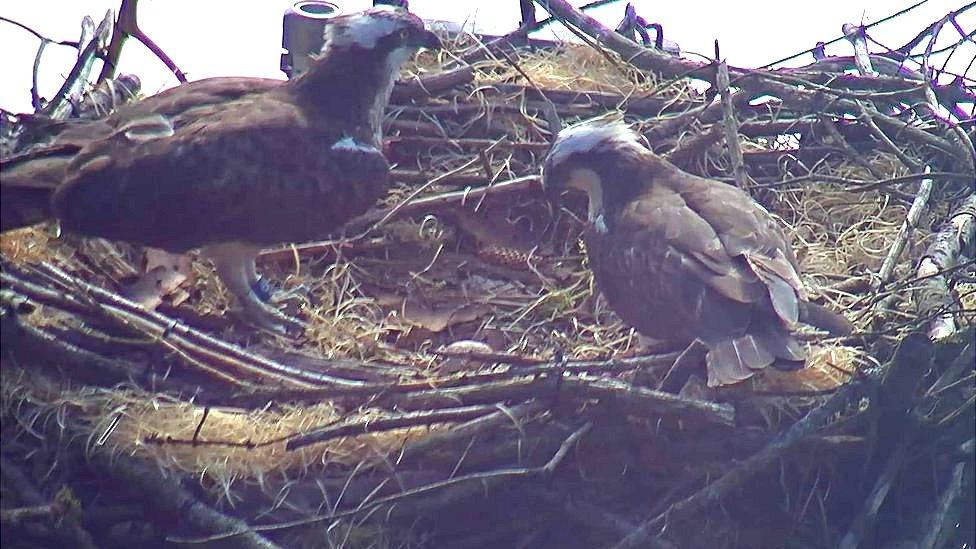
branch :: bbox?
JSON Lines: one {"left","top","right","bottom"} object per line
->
{"left": 609, "top": 333, "right": 933, "bottom": 549}
{"left": 876, "top": 167, "right": 934, "bottom": 286}
{"left": 286, "top": 404, "right": 501, "bottom": 450}
{"left": 98, "top": 0, "right": 186, "bottom": 84}
{"left": 914, "top": 193, "right": 976, "bottom": 340}
{"left": 41, "top": 11, "right": 114, "bottom": 119}
{"left": 172, "top": 422, "right": 594, "bottom": 544}
{"left": 714, "top": 42, "right": 748, "bottom": 188}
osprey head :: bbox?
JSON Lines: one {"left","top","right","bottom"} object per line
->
{"left": 322, "top": 7, "right": 441, "bottom": 56}
{"left": 541, "top": 118, "right": 648, "bottom": 230}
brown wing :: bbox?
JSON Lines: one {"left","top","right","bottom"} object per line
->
{"left": 588, "top": 165, "right": 807, "bottom": 386}
{"left": 673, "top": 173, "right": 807, "bottom": 324}
{"left": 1, "top": 78, "right": 284, "bottom": 229}
{"left": 47, "top": 90, "right": 389, "bottom": 251}
{"left": 588, "top": 182, "right": 767, "bottom": 346}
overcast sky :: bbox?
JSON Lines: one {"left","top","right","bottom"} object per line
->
{"left": 0, "top": 0, "right": 972, "bottom": 113}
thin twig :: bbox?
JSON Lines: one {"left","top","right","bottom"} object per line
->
{"left": 170, "top": 422, "right": 594, "bottom": 544}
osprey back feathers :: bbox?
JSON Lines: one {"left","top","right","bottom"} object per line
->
{"left": 542, "top": 120, "right": 853, "bottom": 387}
{"left": 1, "top": 7, "right": 440, "bottom": 334}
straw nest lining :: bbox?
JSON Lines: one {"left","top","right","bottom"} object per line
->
{"left": 2, "top": 25, "right": 973, "bottom": 548}
{"left": 1, "top": 42, "right": 930, "bottom": 478}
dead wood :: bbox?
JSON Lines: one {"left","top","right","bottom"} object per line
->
{"left": 2, "top": 2, "right": 973, "bottom": 547}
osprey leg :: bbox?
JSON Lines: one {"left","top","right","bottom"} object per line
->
{"left": 204, "top": 242, "right": 305, "bottom": 335}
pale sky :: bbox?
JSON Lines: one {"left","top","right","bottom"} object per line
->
{"left": 0, "top": 0, "right": 972, "bottom": 113}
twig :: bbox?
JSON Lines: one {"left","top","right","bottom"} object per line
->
{"left": 610, "top": 334, "right": 931, "bottom": 548}
{"left": 837, "top": 425, "right": 918, "bottom": 549}
{"left": 260, "top": 175, "right": 542, "bottom": 263}
{"left": 98, "top": 0, "right": 187, "bottom": 84}
{"left": 41, "top": 11, "right": 114, "bottom": 119}
{"left": 393, "top": 400, "right": 547, "bottom": 466}
{"left": 914, "top": 192, "right": 976, "bottom": 340}
{"left": 656, "top": 340, "right": 707, "bottom": 393}
{"left": 286, "top": 404, "right": 501, "bottom": 450}
{"left": 842, "top": 23, "right": 877, "bottom": 76}
{"left": 0, "top": 16, "right": 79, "bottom": 46}
{"left": 171, "top": 422, "right": 594, "bottom": 544}
{"left": 455, "top": 0, "right": 624, "bottom": 67}
{"left": 714, "top": 41, "right": 748, "bottom": 189}
{"left": 2, "top": 262, "right": 367, "bottom": 389}
{"left": 918, "top": 461, "right": 969, "bottom": 549}
{"left": 758, "top": 0, "right": 931, "bottom": 68}
{"left": 0, "top": 503, "right": 62, "bottom": 526}
{"left": 876, "top": 166, "right": 934, "bottom": 286}
{"left": 30, "top": 39, "right": 49, "bottom": 110}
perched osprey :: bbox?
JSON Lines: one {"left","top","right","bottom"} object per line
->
{"left": 542, "top": 120, "right": 852, "bottom": 387}
{"left": 2, "top": 7, "right": 440, "bottom": 334}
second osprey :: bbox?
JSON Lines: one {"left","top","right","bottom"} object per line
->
{"left": 542, "top": 120, "right": 852, "bottom": 387}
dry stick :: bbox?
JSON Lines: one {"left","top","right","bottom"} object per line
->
{"left": 453, "top": 0, "right": 622, "bottom": 67}
{"left": 609, "top": 369, "right": 893, "bottom": 547}
{"left": 535, "top": 0, "right": 971, "bottom": 167}
{"left": 533, "top": 0, "right": 712, "bottom": 80}
{"left": 748, "top": 74, "right": 971, "bottom": 170}
{"left": 41, "top": 11, "right": 113, "bottom": 119}
{"left": 231, "top": 352, "right": 680, "bottom": 409}
{"left": 0, "top": 295, "right": 186, "bottom": 388}
{"left": 392, "top": 400, "right": 547, "bottom": 466}
{"left": 837, "top": 426, "right": 918, "bottom": 549}
{"left": 714, "top": 42, "right": 748, "bottom": 189}
{"left": 387, "top": 136, "right": 551, "bottom": 153}
{"left": 481, "top": 83, "right": 703, "bottom": 118}
{"left": 259, "top": 175, "right": 542, "bottom": 263}
{"left": 6, "top": 263, "right": 364, "bottom": 388}
{"left": 914, "top": 193, "right": 976, "bottom": 340}
{"left": 0, "top": 457, "right": 98, "bottom": 549}
{"left": 842, "top": 23, "right": 877, "bottom": 76}
{"left": 392, "top": 67, "right": 476, "bottom": 101}
{"left": 286, "top": 404, "right": 501, "bottom": 450}
{"left": 0, "top": 504, "right": 64, "bottom": 527}
{"left": 754, "top": 171, "right": 971, "bottom": 192}
{"left": 919, "top": 461, "right": 969, "bottom": 549}
{"left": 381, "top": 375, "right": 733, "bottom": 428}
{"left": 876, "top": 166, "right": 934, "bottom": 286}
{"left": 656, "top": 341, "right": 707, "bottom": 393}
{"left": 537, "top": 0, "right": 971, "bottom": 169}
{"left": 172, "top": 421, "right": 594, "bottom": 544}
{"left": 35, "top": 404, "right": 282, "bottom": 549}
{"left": 859, "top": 103, "right": 923, "bottom": 172}
{"left": 319, "top": 142, "right": 504, "bottom": 247}
{"left": 97, "top": 0, "right": 187, "bottom": 84}
{"left": 434, "top": 349, "right": 679, "bottom": 373}
{"left": 818, "top": 116, "right": 886, "bottom": 179}
{"left": 919, "top": 16, "right": 976, "bottom": 170}
{"left": 30, "top": 38, "right": 49, "bottom": 111}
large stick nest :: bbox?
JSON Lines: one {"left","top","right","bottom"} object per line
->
{"left": 2, "top": 7, "right": 974, "bottom": 549}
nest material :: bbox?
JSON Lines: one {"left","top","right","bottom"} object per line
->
{"left": 2, "top": 22, "right": 974, "bottom": 549}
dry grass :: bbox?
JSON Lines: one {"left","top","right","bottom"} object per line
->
{"left": 0, "top": 41, "right": 952, "bottom": 497}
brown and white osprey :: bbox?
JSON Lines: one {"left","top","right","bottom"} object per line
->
{"left": 1, "top": 7, "right": 440, "bottom": 334}
{"left": 542, "top": 120, "right": 852, "bottom": 387}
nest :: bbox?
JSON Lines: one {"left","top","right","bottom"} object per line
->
{"left": 2, "top": 7, "right": 974, "bottom": 549}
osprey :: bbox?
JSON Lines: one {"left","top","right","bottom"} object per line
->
{"left": 542, "top": 120, "right": 852, "bottom": 387}
{"left": 2, "top": 7, "right": 441, "bottom": 334}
